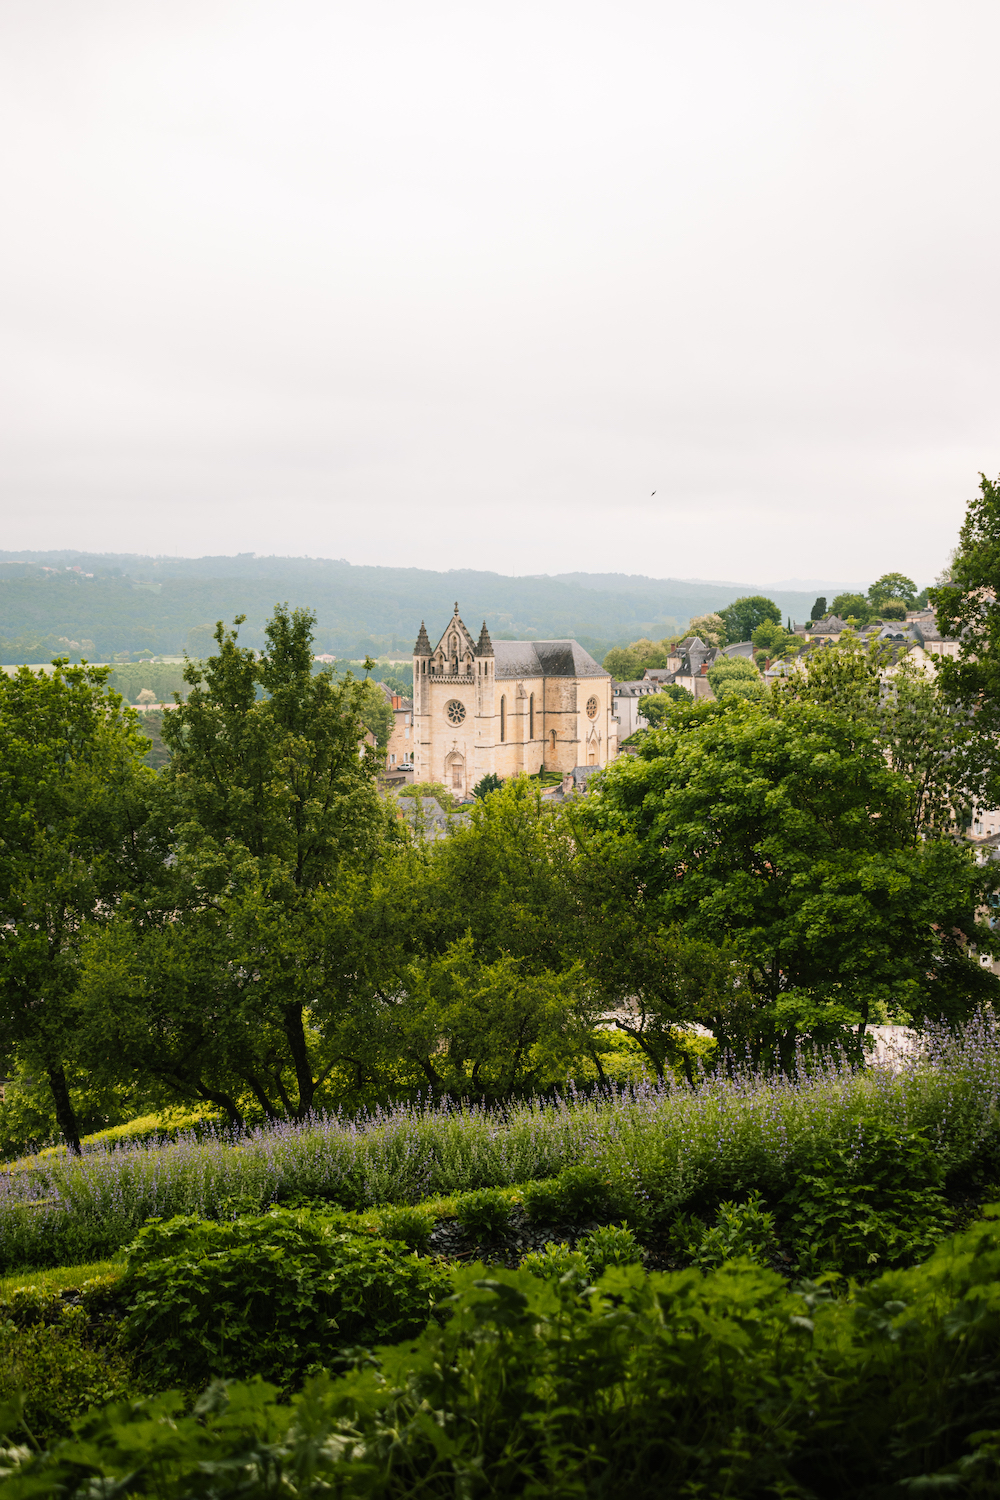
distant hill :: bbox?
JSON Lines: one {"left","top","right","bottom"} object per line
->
{"left": 0, "top": 551, "right": 857, "bottom": 664}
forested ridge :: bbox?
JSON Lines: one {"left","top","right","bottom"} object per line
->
{"left": 0, "top": 551, "right": 846, "bottom": 662}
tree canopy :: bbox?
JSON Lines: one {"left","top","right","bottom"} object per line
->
{"left": 719, "top": 596, "right": 781, "bottom": 645}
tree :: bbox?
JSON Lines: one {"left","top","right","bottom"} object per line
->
{"left": 574, "top": 697, "right": 998, "bottom": 1066}
{"left": 0, "top": 662, "right": 159, "bottom": 1151}
{"left": 719, "top": 596, "right": 781, "bottom": 645}
{"left": 706, "top": 656, "right": 765, "bottom": 703}
{"left": 930, "top": 472, "right": 1000, "bottom": 806}
{"left": 78, "top": 607, "right": 399, "bottom": 1123}
{"left": 638, "top": 686, "right": 694, "bottom": 728}
{"left": 603, "top": 647, "right": 643, "bottom": 681}
{"left": 358, "top": 680, "right": 394, "bottom": 751}
{"left": 751, "top": 619, "right": 800, "bottom": 660}
{"left": 784, "top": 633, "right": 974, "bottom": 839}
{"left": 830, "top": 592, "right": 871, "bottom": 626}
{"left": 810, "top": 597, "right": 827, "bottom": 621}
{"left": 473, "top": 772, "right": 503, "bottom": 798}
{"left": 687, "top": 613, "right": 726, "bottom": 648}
{"left": 869, "top": 573, "right": 917, "bottom": 611}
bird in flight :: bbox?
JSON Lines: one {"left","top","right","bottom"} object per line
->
{"left": 651, "top": 491, "right": 656, "bottom": 495}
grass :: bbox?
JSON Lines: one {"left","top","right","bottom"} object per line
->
{"left": 2, "top": 1013, "right": 997, "bottom": 1273}
{"left": 0, "top": 1257, "right": 123, "bottom": 1298}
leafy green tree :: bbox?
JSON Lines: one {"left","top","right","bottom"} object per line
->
{"left": 638, "top": 686, "right": 693, "bottom": 728}
{"left": 602, "top": 646, "right": 643, "bottom": 681}
{"left": 358, "top": 680, "right": 394, "bottom": 751}
{"left": 830, "top": 592, "right": 871, "bottom": 626}
{"left": 473, "top": 772, "right": 503, "bottom": 799}
{"left": 930, "top": 472, "right": 1000, "bottom": 805}
{"left": 810, "top": 597, "right": 827, "bottom": 621}
{"left": 0, "top": 663, "right": 158, "bottom": 1151}
{"left": 575, "top": 697, "right": 998, "bottom": 1065}
{"left": 77, "top": 608, "right": 399, "bottom": 1123}
{"left": 869, "top": 573, "right": 917, "bottom": 610}
{"left": 687, "top": 613, "right": 725, "bottom": 648}
{"left": 751, "top": 619, "right": 800, "bottom": 660}
{"left": 719, "top": 596, "right": 781, "bottom": 645}
{"left": 706, "top": 656, "right": 765, "bottom": 703}
{"left": 785, "top": 634, "right": 974, "bottom": 839}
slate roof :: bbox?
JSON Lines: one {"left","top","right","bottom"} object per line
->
{"left": 493, "top": 639, "right": 608, "bottom": 680}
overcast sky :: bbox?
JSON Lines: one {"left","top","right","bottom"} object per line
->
{"left": 2, "top": 0, "right": 999, "bottom": 585}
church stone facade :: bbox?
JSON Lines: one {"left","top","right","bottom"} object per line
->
{"left": 411, "top": 604, "right": 617, "bottom": 795}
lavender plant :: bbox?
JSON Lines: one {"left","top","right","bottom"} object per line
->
{"left": 1, "top": 1014, "right": 998, "bottom": 1272}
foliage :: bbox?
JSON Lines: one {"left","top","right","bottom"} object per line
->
{"left": 0, "top": 1291, "right": 133, "bottom": 1446}
{"left": 576, "top": 696, "right": 1000, "bottom": 1060}
{"left": 719, "top": 594, "right": 780, "bottom": 644}
{"left": 12, "top": 1215, "right": 1000, "bottom": 1495}
{"left": 523, "top": 1164, "right": 618, "bottom": 1225}
{"left": 686, "top": 611, "right": 725, "bottom": 647}
{"left": 455, "top": 1188, "right": 513, "bottom": 1241}
{"left": 830, "top": 590, "right": 872, "bottom": 624}
{"left": 810, "top": 595, "right": 827, "bottom": 620}
{"left": 750, "top": 617, "right": 800, "bottom": 660}
{"left": 0, "top": 661, "right": 160, "bottom": 1152}
{"left": 669, "top": 1192, "right": 778, "bottom": 1271}
{"left": 520, "top": 1240, "right": 591, "bottom": 1284}
{"left": 118, "top": 1209, "right": 449, "bottom": 1392}
{"left": 705, "top": 653, "right": 765, "bottom": 702}
{"left": 931, "top": 471, "right": 1000, "bottom": 805}
{"left": 781, "top": 1122, "right": 952, "bottom": 1277}
{"left": 373, "top": 1206, "right": 435, "bottom": 1252}
{"left": 4, "top": 1012, "right": 1000, "bottom": 1272}
{"left": 869, "top": 571, "right": 918, "bottom": 610}
{"left": 577, "top": 1222, "right": 642, "bottom": 1274}
{"left": 785, "top": 630, "right": 976, "bottom": 838}
{"left": 356, "top": 680, "right": 394, "bottom": 751}
{"left": 472, "top": 771, "right": 502, "bottom": 798}
{"left": 636, "top": 686, "right": 692, "bottom": 728}
{"left": 75, "top": 607, "right": 399, "bottom": 1128}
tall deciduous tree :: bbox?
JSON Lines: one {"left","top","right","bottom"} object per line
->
{"left": 78, "top": 608, "right": 399, "bottom": 1122}
{"left": 719, "top": 596, "right": 781, "bottom": 645}
{"left": 574, "top": 698, "right": 998, "bottom": 1066}
{"left": 0, "top": 662, "right": 158, "bottom": 1152}
{"left": 930, "top": 471, "right": 1000, "bottom": 806}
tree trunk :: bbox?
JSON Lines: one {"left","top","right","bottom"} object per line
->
{"left": 282, "top": 1002, "right": 315, "bottom": 1117}
{"left": 193, "top": 1080, "right": 246, "bottom": 1132}
{"left": 46, "top": 1063, "right": 82, "bottom": 1156}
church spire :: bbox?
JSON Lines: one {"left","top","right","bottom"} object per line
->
{"left": 414, "top": 621, "right": 431, "bottom": 654}
{"left": 476, "top": 620, "right": 494, "bottom": 657}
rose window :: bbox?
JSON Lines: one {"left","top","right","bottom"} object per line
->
{"left": 446, "top": 700, "right": 467, "bottom": 725}
{"left": 586, "top": 695, "right": 599, "bottom": 719}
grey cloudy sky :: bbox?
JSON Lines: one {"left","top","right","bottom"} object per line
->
{"left": 2, "top": 0, "right": 998, "bottom": 584}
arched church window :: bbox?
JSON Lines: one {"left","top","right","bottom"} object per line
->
{"left": 500, "top": 695, "right": 506, "bottom": 742}
{"left": 446, "top": 699, "right": 466, "bottom": 725}
{"left": 550, "top": 729, "right": 556, "bottom": 752}
{"left": 586, "top": 696, "right": 599, "bottom": 719}
{"left": 529, "top": 693, "right": 535, "bottom": 739}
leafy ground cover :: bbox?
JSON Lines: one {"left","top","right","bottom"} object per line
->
{"left": 2, "top": 1012, "right": 998, "bottom": 1272}
{"left": 4, "top": 1211, "right": 1000, "bottom": 1496}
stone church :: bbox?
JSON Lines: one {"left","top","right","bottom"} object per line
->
{"left": 411, "top": 604, "right": 617, "bottom": 795}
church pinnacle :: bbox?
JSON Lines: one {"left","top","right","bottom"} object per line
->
{"left": 414, "top": 620, "right": 431, "bottom": 654}
{"left": 476, "top": 620, "right": 494, "bottom": 657}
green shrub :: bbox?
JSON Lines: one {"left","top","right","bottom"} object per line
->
{"left": 0, "top": 1290, "right": 133, "bottom": 1446}
{"left": 670, "top": 1192, "right": 779, "bottom": 1271}
{"left": 780, "top": 1123, "right": 952, "bottom": 1276}
{"left": 118, "top": 1209, "right": 450, "bottom": 1391}
{"left": 578, "top": 1222, "right": 642, "bottom": 1275}
{"left": 454, "top": 1187, "right": 512, "bottom": 1241}
{"left": 11, "top": 1213, "right": 1000, "bottom": 1496}
{"left": 523, "top": 1163, "right": 617, "bottom": 1225}
{"left": 521, "top": 1241, "right": 591, "bottom": 1287}
{"left": 375, "top": 1205, "right": 435, "bottom": 1252}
